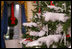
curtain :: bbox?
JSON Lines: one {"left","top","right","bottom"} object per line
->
{"left": 21, "top": 4, "right": 27, "bottom": 34}
{"left": 1, "top": 1, "right": 8, "bottom": 48}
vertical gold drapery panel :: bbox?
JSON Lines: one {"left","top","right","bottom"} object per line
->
{"left": 1, "top": 1, "right": 4, "bottom": 19}
{"left": 24, "top": 1, "right": 28, "bottom": 22}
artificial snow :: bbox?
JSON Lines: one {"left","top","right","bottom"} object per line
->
{"left": 56, "top": 24, "right": 63, "bottom": 34}
{"left": 38, "top": 30, "right": 46, "bottom": 37}
{"left": 23, "top": 22, "right": 37, "bottom": 27}
{"left": 26, "top": 35, "right": 62, "bottom": 48}
{"left": 42, "top": 12, "right": 69, "bottom": 22}
{"left": 42, "top": 25, "right": 48, "bottom": 32}
{"left": 29, "top": 31, "right": 38, "bottom": 36}
{"left": 26, "top": 40, "right": 42, "bottom": 47}
{"left": 29, "top": 30, "right": 46, "bottom": 37}
{"left": 47, "top": 5, "right": 63, "bottom": 11}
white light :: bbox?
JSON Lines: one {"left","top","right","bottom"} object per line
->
{"left": 5, "top": 36, "right": 9, "bottom": 39}
{"left": 15, "top": 4, "right": 19, "bottom": 10}
{"left": 14, "top": 4, "right": 20, "bottom": 17}
{"left": 8, "top": 27, "right": 10, "bottom": 30}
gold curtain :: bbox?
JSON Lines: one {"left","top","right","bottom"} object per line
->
{"left": 1, "top": 1, "right": 4, "bottom": 19}
{"left": 24, "top": 1, "right": 28, "bottom": 21}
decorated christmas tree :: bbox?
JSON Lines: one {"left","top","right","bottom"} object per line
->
{"left": 20, "top": 1, "right": 71, "bottom": 48}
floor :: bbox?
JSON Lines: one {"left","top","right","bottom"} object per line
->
{"left": 5, "top": 39, "right": 22, "bottom": 48}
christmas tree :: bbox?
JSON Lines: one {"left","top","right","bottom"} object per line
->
{"left": 20, "top": 1, "right": 71, "bottom": 48}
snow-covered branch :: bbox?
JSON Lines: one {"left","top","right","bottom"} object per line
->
{"left": 26, "top": 35, "right": 62, "bottom": 48}
{"left": 56, "top": 24, "right": 63, "bottom": 34}
{"left": 29, "top": 30, "right": 46, "bottom": 37}
{"left": 42, "top": 12, "right": 69, "bottom": 22}
{"left": 23, "top": 22, "right": 38, "bottom": 27}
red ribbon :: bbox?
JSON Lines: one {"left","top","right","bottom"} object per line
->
{"left": 66, "top": 34, "right": 70, "bottom": 38}
{"left": 11, "top": 17, "right": 15, "bottom": 24}
{"left": 34, "top": 1, "right": 36, "bottom": 3}
{"left": 24, "top": 38, "right": 33, "bottom": 41}
{"left": 50, "top": 1, "right": 54, "bottom": 6}
{"left": 11, "top": 2, "right": 14, "bottom": 17}
{"left": 11, "top": 2, "right": 16, "bottom": 24}
{"left": 38, "top": 8, "right": 41, "bottom": 13}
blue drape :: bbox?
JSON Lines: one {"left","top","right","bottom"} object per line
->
{"left": 1, "top": 1, "right": 8, "bottom": 48}
{"left": 21, "top": 4, "right": 27, "bottom": 34}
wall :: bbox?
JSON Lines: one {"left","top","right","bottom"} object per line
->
{"left": 26, "top": 1, "right": 35, "bottom": 22}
